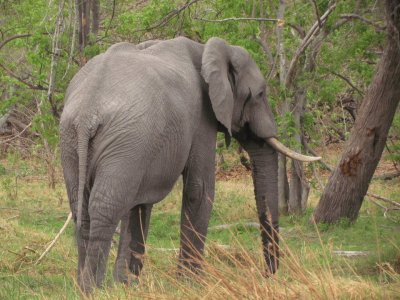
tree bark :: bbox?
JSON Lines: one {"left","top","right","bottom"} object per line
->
{"left": 276, "top": 0, "right": 289, "bottom": 214}
{"left": 91, "top": 0, "right": 100, "bottom": 36}
{"left": 288, "top": 89, "right": 310, "bottom": 213}
{"left": 77, "top": 0, "right": 90, "bottom": 64}
{"left": 287, "top": 19, "right": 323, "bottom": 214}
{"left": 313, "top": 0, "right": 400, "bottom": 223}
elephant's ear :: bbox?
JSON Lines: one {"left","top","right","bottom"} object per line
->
{"left": 201, "top": 38, "right": 235, "bottom": 137}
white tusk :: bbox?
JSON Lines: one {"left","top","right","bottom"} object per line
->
{"left": 266, "top": 137, "right": 321, "bottom": 162}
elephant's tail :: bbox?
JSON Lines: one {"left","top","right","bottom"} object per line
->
{"left": 76, "top": 127, "right": 90, "bottom": 233}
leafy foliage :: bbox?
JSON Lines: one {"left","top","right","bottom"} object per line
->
{"left": 0, "top": 0, "right": 394, "bottom": 150}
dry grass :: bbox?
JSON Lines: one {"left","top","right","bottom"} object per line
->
{"left": 0, "top": 148, "right": 399, "bottom": 299}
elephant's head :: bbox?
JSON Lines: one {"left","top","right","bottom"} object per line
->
{"left": 201, "top": 37, "right": 319, "bottom": 274}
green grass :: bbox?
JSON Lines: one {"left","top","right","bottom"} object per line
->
{"left": 0, "top": 156, "right": 399, "bottom": 299}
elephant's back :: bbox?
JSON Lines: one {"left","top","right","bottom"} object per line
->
{"left": 61, "top": 43, "right": 203, "bottom": 164}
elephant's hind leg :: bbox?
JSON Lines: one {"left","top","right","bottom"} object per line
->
{"left": 79, "top": 177, "right": 127, "bottom": 293}
{"left": 60, "top": 142, "right": 90, "bottom": 283}
{"left": 114, "top": 204, "right": 153, "bottom": 283}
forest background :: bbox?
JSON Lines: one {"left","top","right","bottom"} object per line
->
{"left": 0, "top": 0, "right": 399, "bottom": 299}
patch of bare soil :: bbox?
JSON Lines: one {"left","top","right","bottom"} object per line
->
{"left": 216, "top": 165, "right": 251, "bottom": 181}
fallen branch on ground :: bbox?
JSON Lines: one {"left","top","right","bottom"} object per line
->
{"left": 193, "top": 16, "right": 281, "bottom": 23}
{"left": 333, "top": 250, "right": 369, "bottom": 257}
{"left": 209, "top": 222, "right": 260, "bottom": 230}
{"left": 35, "top": 212, "right": 72, "bottom": 265}
{"left": 367, "top": 192, "right": 400, "bottom": 208}
{"left": 373, "top": 171, "right": 400, "bottom": 180}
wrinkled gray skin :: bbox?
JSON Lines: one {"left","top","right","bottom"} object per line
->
{"left": 60, "top": 37, "right": 279, "bottom": 293}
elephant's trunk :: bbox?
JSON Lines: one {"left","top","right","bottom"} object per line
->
{"left": 244, "top": 142, "right": 279, "bottom": 275}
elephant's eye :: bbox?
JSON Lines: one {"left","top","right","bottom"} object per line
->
{"left": 257, "top": 91, "right": 264, "bottom": 98}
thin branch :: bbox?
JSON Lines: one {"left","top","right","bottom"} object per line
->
{"left": 303, "top": 139, "right": 333, "bottom": 171}
{"left": 367, "top": 197, "right": 389, "bottom": 210}
{"left": 47, "top": 0, "right": 65, "bottom": 118}
{"left": 0, "top": 34, "right": 31, "bottom": 51}
{"left": 98, "top": 0, "right": 116, "bottom": 42}
{"left": 35, "top": 212, "right": 72, "bottom": 265}
{"left": 0, "top": 121, "right": 33, "bottom": 144}
{"left": 0, "top": 33, "right": 50, "bottom": 90}
{"left": 366, "top": 197, "right": 400, "bottom": 222}
{"left": 340, "top": 13, "right": 386, "bottom": 31}
{"left": 62, "top": 0, "right": 77, "bottom": 80}
{"left": 132, "top": 0, "right": 201, "bottom": 34}
{"left": 193, "top": 17, "right": 280, "bottom": 23}
{"left": 311, "top": 163, "right": 325, "bottom": 190}
{"left": 311, "top": 0, "right": 322, "bottom": 28}
{"left": 367, "top": 192, "right": 400, "bottom": 208}
{"left": 330, "top": 71, "right": 365, "bottom": 96}
{"left": 287, "top": 23, "right": 306, "bottom": 38}
{"left": 285, "top": 3, "right": 337, "bottom": 88}
{"left": 0, "top": 62, "right": 48, "bottom": 90}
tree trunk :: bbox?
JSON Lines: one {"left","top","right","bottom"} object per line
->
{"left": 77, "top": 0, "right": 90, "bottom": 64}
{"left": 313, "top": 0, "right": 400, "bottom": 223}
{"left": 288, "top": 88, "right": 310, "bottom": 213}
{"left": 275, "top": 0, "right": 289, "bottom": 214}
{"left": 91, "top": 0, "right": 100, "bottom": 36}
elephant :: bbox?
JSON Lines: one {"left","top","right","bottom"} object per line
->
{"left": 60, "top": 36, "right": 319, "bottom": 293}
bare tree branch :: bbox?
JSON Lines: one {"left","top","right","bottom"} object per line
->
{"left": 287, "top": 23, "right": 306, "bottom": 38}
{"left": 132, "top": 0, "right": 201, "bottom": 34}
{"left": 0, "top": 33, "right": 50, "bottom": 90}
{"left": 0, "top": 34, "right": 31, "bottom": 51}
{"left": 303, "top": 141, "right": 333, "bottom": 171}
{"left": 193, "top": 17, "right": 280, "bottom": 23}
{"left": 311, "top": 0, "right": 322, "bottom": 28}
{"left": 35, "top": 212, "right": 72, "bottom": 265}
{"left": 340, "top": 13, "right": 386, "bottom": 31}
{"left": 285, "top": 3, "right": 337, "bottom": 88}
{"left": 367, "top": 192, "right": 400, "bottom": 208}
{"left": 330, "top": 71, "right": 365, "bottom": 96}
{"left": 47, "top": 0, "right": 65, "bottom": 118}
{"left": 98, "top": 0, "right": 116, "bottom": 42}
{"left": 62, "top": 0, "right": 77, "bottom": 80}
{"left": 0, "top": 121, "right": 33, "bottom": 144}
{"left": 0, "top": 62, "right": 48, "bottom": 90}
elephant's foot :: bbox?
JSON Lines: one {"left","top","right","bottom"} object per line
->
{"left": 114, "top": 271, "right": 139, "bottom": 286}
{"left": 78, "top": 235, "right": 114, "bottom": 293}
{"left": 113, "top": 266, "right": 140, "bottom": 286}
{"left": 114, "top": 253, "right": 144, "bottom": 286}
{"left": 129, "top": 251, "right": 145, "bottom": 276}
{"left": 263, "top": 241, "right": 279, "bottom": 276}
{"left": 177, "top": 256, "right": 204, "bottom": 280}
{"left": 78, "top": 267, "right": 95, "bottom": 295}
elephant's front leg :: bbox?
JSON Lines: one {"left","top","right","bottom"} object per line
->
{"left": 179, "top": 133, "right": 216, "bottom": 273}
{"left": 114, "top": 204, "right": 152, "bottom": 283}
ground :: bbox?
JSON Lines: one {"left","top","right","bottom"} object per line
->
{"left": 0, "top": 143, "right": 399, "bottom": 299}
